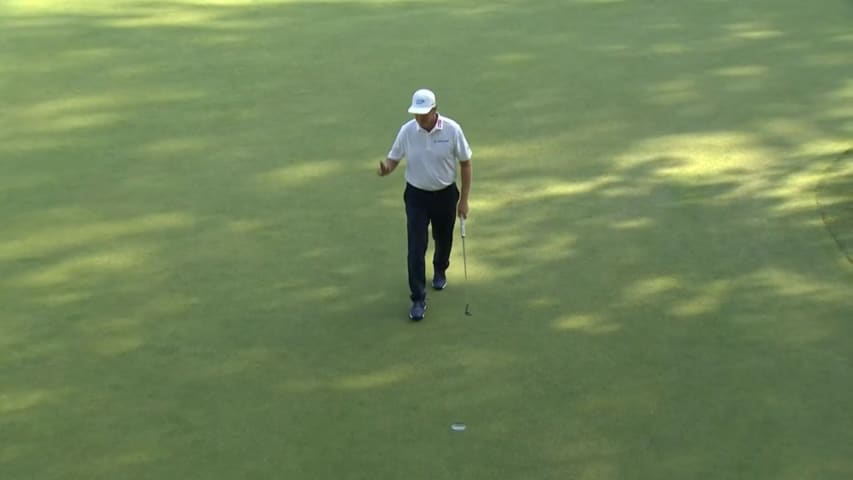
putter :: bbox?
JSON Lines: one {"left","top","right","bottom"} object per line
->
{"left": 460, "top": 216, "right": 472, "bottom": 316}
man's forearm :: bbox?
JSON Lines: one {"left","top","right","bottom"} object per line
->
{"left": 460, "top": 161, "right": 472, "bottom": 201}
{"left": 379, "top": 158, "right": 400, "bottom": 176}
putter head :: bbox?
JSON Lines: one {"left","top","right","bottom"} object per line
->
{"left": 465, "top": 304, "right": 472, "bottom": 316}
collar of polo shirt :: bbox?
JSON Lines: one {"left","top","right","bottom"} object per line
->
{"left": 417, "top": 114, "right": 444, "bottom": 133}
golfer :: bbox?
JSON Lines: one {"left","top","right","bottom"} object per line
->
{"left": 378, "top": 88, "right": 473, "bottom": 321}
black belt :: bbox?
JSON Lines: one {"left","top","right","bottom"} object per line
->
{"left": 406, "top": 182, "right": 456, "bottom": 194}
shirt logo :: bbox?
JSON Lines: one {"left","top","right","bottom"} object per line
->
{"left": 434, "top": 139, "right": 450, "bottom": 143}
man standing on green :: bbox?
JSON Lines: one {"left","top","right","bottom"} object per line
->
{"left": 378, "top": 88, "right": 473, "bottom": 321}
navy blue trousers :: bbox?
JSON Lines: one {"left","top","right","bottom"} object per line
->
{"left": 404, "top": 182, "right": 459, "bottom": 302}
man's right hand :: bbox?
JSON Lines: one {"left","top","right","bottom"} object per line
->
{"left": 377, "top": 160, "right": 391, "bottom": 176}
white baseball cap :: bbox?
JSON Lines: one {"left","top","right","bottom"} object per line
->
{"left": 408, "top": 88, "right": 436, "bottom": 114}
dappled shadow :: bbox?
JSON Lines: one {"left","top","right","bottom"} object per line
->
{"left": 1, "top": 0, "right": 852, "bottom": 479}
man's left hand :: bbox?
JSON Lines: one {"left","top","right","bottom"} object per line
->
{"left": 457, "top": 200, "right": 469, "bottom": 219}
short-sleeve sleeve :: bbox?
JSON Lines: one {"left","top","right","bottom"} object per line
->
{"left": 387, "top": 126, "right": 406, "bottom": 160}
{"left": 455, "top": 127, "right": 472, "bottom": 162}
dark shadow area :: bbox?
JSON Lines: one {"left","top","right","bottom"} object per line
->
{"left": 1, "top": 0, "right": 852, "bottom": 479}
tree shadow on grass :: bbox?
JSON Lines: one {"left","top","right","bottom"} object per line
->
{"left": 1, "top": 0, "right": 852, "bottom": 479}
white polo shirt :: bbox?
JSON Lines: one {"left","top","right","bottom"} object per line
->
{"left": 387, "top": 114, "right": 472, "bottom": 191}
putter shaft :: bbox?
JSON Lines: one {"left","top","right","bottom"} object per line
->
{"left": 460, "top": 217, "right": 471, "bottom": 315}
{"left": 460, "top": 217, "right": 468, "bottom": 281}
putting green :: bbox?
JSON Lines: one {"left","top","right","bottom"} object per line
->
{"left": 1, "top": 0, "right": 851, "bottom": 478}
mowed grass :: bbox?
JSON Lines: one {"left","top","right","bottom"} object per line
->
{"left": 1, "top": 0, "right": 852, "bottom": 478}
